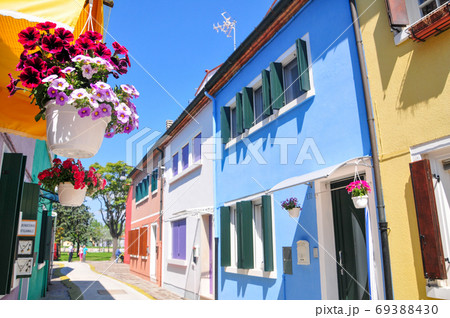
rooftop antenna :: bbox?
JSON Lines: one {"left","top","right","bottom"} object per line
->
{"left": 213, "top": 11, "right": 237, "bottom": 51}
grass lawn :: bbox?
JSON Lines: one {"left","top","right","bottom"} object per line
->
{"left": 59, "top": 252, "right": 113, "bottom": 261}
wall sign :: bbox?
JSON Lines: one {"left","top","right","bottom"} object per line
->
{"left": 18, "top": 219, "right": 37, "bottom": 237}
{"left": 17, "top": 239, "right": 34, "bottom": 256}
{"left": 15, "top": 257, "right": 33, "bottom": 278}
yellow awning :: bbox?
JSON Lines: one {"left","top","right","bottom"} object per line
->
{"left": 0, "top": 0, "right": 104, "bottom": 139}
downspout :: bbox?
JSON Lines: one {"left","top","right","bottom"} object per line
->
{"left": 204, "top": 90, "right": 218, "bottom": 300}
{"left": 156, "top": 147, "right": 164, "bottom": 287}
{"left": 349, "top": 0, "right": 393, "bottom": 300}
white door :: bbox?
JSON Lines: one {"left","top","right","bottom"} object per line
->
{"left": 150, "top": 223, "right": 157, "bottom": 279}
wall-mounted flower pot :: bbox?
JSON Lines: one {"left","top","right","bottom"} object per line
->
{"left": 288, "top": 207, "right": 301, "bottom": 218}
{"left": 352, "top": 195, "right": 368, "bottom": 209}
{"left": 58, "top": 182, "right": 87, "bottom": 207}
{"left": 46, "top": 101, "right": 110, "bottom": 158}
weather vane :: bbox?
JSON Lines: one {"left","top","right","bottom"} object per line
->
{"left": 213, "top": 12, "right": 237, "bottom": 51}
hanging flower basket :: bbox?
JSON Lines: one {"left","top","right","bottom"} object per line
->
{"left": 38, "top": 158, "right": 106, "bottom": 207}
{"left": 58, "top": 182, "right": 87, "bottom": 206}
{"left": 281, "top": 197, "right": 302, "bottom": 218}
{"left": 46, "top": 100, "right": 110, "bottom": 158}
{"left": 351, "top": 195, "right": 369, "bottom": 209}
{"left": 8, "top": 22, "right": 140, "bottom": 158}
{"left": 346, "top": 180, "right": 371, "bottom": 210}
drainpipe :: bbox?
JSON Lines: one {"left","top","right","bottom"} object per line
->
{"left": 156, "top": 147, "right": 164, "bottom": 287}
{"left": 349, "top": 0, "right": 393, "bottom": 300}
{"left": 204, "top": 90, "right": 218, "bottom": 300}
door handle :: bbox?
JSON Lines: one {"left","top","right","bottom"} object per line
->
{"left": 339, "top": 250, "right": 344, "bottom": 276}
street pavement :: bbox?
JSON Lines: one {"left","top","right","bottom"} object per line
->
{"left": 44, "top": 261, "right": 183, "bottom": 300}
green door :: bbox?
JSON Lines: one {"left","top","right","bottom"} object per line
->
{"left": 331, "top": 178, "right": 369, "bottom": 300}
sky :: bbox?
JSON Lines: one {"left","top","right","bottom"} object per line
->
{"left": 84, "top": 0, "right": 277, "bottom": 218}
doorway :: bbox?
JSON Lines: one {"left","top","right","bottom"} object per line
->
{"left": 150, "top": 223, "right": 157, "bottom": 280}
{"left": 331, "top": 178, "right": 369, "bottom": 300}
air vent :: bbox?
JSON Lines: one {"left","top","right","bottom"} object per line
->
{"left": 442, "top": 159, "right": 450, "bottom": 171}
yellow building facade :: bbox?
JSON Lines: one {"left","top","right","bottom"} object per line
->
{"left": 356, "top": 0, "right": 450, "bottom": 299}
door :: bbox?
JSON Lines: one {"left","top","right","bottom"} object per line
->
{"left": 331, "top": 178, "right": 369, "bottom": 300}
{"left": 150, "top": 224, "right": 157, "bottom": 279}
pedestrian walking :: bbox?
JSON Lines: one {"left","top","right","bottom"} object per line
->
{"left": 83, "top": 245, "right": 88, "bottom": 262}
{"left": 78, "top": 247, "right": 83, "bottom": 262}
{"left": 68, "top": 244, "right": 74, "bottom": 262}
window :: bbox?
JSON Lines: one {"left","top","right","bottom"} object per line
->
{"left": 220, "top": 37, "right": 312, "bottom": 145}
{"left": 172, "top": 152, "right": 178, "bottom": 177}
{"left": 283, "top": 59, "right": 302, "bottom": 104}
{"left": 128, "top": 228, "right": 139, "bottom": 257}
{"left": 418, "top": 0, "right": 447, "bottom": 16}
{"left": 220, "top": 195, "right": 274, "bottom": 274}
{"left": 193, "top": 133, "right": 202, "bottom": 163}
{"left": 139, "top": 227, "right": 148, "bottom": 257}
{"left": 151, "top": 168, "right": 158, "bottom": 193}
{"left": 135, "top": 176, "right": 149, "bottom": 202}
{"left": 172, "top": 219, "right": 186, "bottom": 260}
{"left": 182, "top": 144, "right": 189, "bottom": 170}
{"left": 253, "top": 86, "right": 265, "bottom": 124}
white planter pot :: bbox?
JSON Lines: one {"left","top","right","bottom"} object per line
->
{"left": 58, "top": 182, "right": 87, "bottom": 207}
{"left": 46, "top": 100, "right": 110, "bottom": 158}
{"left": 352, "top": 195, "right": 368, "bottom": 209}
{"left": 288, "top": 207, "right": 301, "bottom": 218}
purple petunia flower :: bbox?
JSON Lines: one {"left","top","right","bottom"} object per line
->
{"left": 120, "top": 84, "right": 133, "bottom": 95}
{"left": 42, "top": 74, "right": 58, "bottom": 83}
{"left": 47, "top": 86, "right": 59, "bottom": 98}
{"left": 81, "top": 64, "right": 95, "bottom": 79}
{"left": 92, "top": 89, "right": 106, "bottom": 101}
{"left": 55, "top": 92, "right": 69, "bottom": 106}
{"left": 62, "top": 66, "right": 75, "bottom": 74}
{"left": 91, "top": 109, "right": 102, "bottom": 120}
{"left": 99, "top": 103, "right": 111, "bottom": 117}
{"left": 51, "top": 78, "right": 69, "bottom": 91}
{"left": 116, "top": 102, "right": 131, "bottom": 115}
{"left": 123, "top": 124, "right": 134, "bottom": 134}
{"left": 116, "top": 110, "right": 130, "bottom": 124}
{"left": 104, "top": 131, "right": 115, "bottom": 138}
{"left": 71, "top": 88, "right": 88, "bottom": 100}
{"left": 88, "top": 94, "right": 99, "bottom": 108}
{"left": 78, "top": 107, "right": 91, "bottom": 118}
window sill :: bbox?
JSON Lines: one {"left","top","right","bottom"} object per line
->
{"left": 224, "top": 266, "right": 277, "bottom": 279}
{"left": 141, "top": 256, "right": 148, "bottom": 260}
{"left": 225, "top": 90, "right": 314, "bottom": 149}
{"left": 151, "top": 190, "right": 158, "bottom": 196}
{"left": 426, "top": 285, "right": 450, "bottom": 300}
{"left": 136, "top": 195, "right": 149, "bottom": 206}
{"left": 167, "top": 258, "right": 187, "bottom": 267}
{"left": 169, "top": 162, "right": 202, "bottom": 184}
{"left": 130, "top": 255, "right": 138, "bottom": 258}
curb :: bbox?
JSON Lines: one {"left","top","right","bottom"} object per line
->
{"left": 53, "top": 262, "right": 84, "bottom": 300}
{"left": 87, "top": 263, "right": 156, "bottom": 300}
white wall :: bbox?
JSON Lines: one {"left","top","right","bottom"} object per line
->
{"left": 162, "top": 101, "right": 214, "bottom": 299}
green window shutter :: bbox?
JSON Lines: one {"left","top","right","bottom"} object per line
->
{"left": 151, "top": 171, "right": 157, "bottom": 192}
{"left": 262, "top": 195, "right": 274, "bottom": 271}
{"left": 136, "top": 184, "right": 141, "bottom": 201}
{"left": 220, "top": 206, "right": 231, "bottom": 267}
{"left": 270, "top": 62, "right": 284, "bottom": 110}
{"left": 220, "top": 106, "right": 231, "bottom": 144}
{"left": 144, "top": 177, "right": 149, "bottom": 196}
{"left": 21, "top": 183, "right": 40, "bottom": 220}
{"left": 242, "top": 87, "right": 254, "bottom": 129}
{"left": 262, "top": 69, "right": 272, "bottom": 116}
{"left": 237, "top": 201, "right": 254, "bottom": 269}
{"left": 235, "top": 93, "right": 244, "bottom": 135}
{"left": 296, "top": 38, "right": 311, "bottom": 92}
{"left": 0, "top": 153, "right": 26, "bottom": 295}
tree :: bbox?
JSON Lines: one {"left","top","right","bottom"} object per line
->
{"left": 55, "top": 203, "right": 93, "bottom": 256}
{"left": 88, "top": 219, "right": 113, "bottom": 248}
{"left": 90, "top": 161, "right": 132, "bottom": 259}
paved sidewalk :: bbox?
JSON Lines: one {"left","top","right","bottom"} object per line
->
{"left": 87, "top": 261, "right": 183, "bottom": 300}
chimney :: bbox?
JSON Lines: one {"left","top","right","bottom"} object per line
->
{"left": 166, "top": 120, "right": 173, "bottom": 130}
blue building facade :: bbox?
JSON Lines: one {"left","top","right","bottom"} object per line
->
{"left": 212, "top": 0, "right": 384, "bottom": 300}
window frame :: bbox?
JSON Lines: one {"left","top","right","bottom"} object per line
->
{"left": 224, "top": 196, "right": 277, "bottom": 278}
{"left": 171, "top": 218, "right": 187, "bottom": 260}
{"left": 172, "top": 152, "right": 179, "bottom": 177}
{"left": 223, "top": 34, "right": 314, "bottom": 149}
{"left": 181, "top": 142, "right": 189, "bottom": 171}
{"left": 193, "top": 132, "right": 202, "bottom": 163}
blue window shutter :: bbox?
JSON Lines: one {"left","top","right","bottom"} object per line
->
{"left": 296, "top": 38, "right": 310, "bottom": 92}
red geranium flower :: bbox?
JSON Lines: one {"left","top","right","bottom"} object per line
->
{"left": 76, "top": 37, "right": 95, "bottom": 51}
{"left": 54, "top": 28, "right": 74, "bottom": 44}
{"left": 36, "top": 21, "right": 56, "bottom": 31}
{"left": 41, "top": 34, "right": 64, "bottom": 53}
{"left": 24, "top": 56, "right": 47, "bottom": 75}
{"left": 53, "top": 158, "right": 62, "bottom": 165}
{"left": 18, "top": 27, "right": 40, "bottom": 47}
{"left": 112, "top": 41, "right": 128, "bottom": 55}
{"left": 62, "top": 159, "right": 73, "bottom": 169}
{"left": 19, "top": 66, "right": 41, "bottom": 89}
{"left": 81, "top": 30, "right": 102, "bottom": 42}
